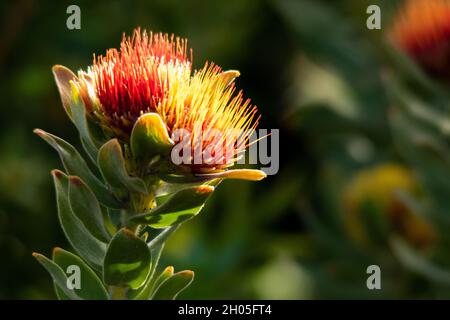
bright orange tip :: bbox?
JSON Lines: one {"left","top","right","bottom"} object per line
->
{"left": 33, "top": 128, "right": 44, "bottom": 136}
{"left": 196, "top": 185, "right": 215, "bottom": 194}
{"left": 179, "top": 270, "right": 194, "bottom": 276}
{"left": 68, "top": 176, "right": 83, "bottom": 186}
{"left": 51, "top": 169, "right": 67, "bottom": 180}
{"left": 165, "top": 266, "right": 175, "bottom": 273}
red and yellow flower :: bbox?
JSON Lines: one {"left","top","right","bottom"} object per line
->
{"left": 52, "top": 28, "right": 265, "bottom": 179}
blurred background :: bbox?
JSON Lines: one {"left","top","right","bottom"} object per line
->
{"left": 4, "top": 0, "right": 450, "bottom": 299}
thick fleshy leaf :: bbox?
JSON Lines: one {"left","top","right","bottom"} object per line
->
{"left": 384, "top": 45, "right": 441, "bottom": 96}
{"left": 130, "top": 186, "right": 214, "bottom": 228}
{"left": 391, "top": 237, "right": 450, "bottom": 284}
{"left": 147, "top": 225, "right": 180, "bottom": 249}
{"left": 98, "top": 139, "right": 147, "bottom": 194}
{"left": 34, "top": 129, "right": 121, "bottom": 208}
{"left": 103, "top": 228, "right": 152, "bottom": 289}
{"left": 131, "top": 113, "right": 174, "bottom": 160}
{"left": 160, "top": 169, "right": 267, "bottom": 184}
{"left": 128, "top": 244, "right": 164, "bottom": 300}
{"left": 52, "top": 248, "right": 109, "bottom": 300}
{"left": 152, "top": 270, "right": 194, "bottom": 300}
{"left": 150, "top": 266, "right": 174, "bottom": 298}
{"left": 32, "top": 252, "right": 81, "bottom": 300}
{"left": 52, "top": 170, "right": 106, "bottom": 269}
{"left": 52, "top": 65, "right": 76, "bottom": 120}
{"left": 69, "top": 85, "right": 102, "bottom": 163}
{"left": 155, "top": 181, "right": 197, "bottom": 198}
{"left": 68, "top": 176, "right": 111, "bottom": 242}
{"left": 211, "top": 169, "right": 267, "bottom": 181}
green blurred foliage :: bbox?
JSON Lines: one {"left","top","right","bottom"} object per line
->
{"left": 3, "top": 0, "right": 450, "bottom": 299}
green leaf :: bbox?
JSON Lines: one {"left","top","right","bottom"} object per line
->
{"left": 152, "top": 270, "right": 194, "bottom": 300}
{"left": 52, "top": 65, "right": 76, "bottom": 121}
{"left": 52, "top": 248, "right": 109, "bottom": 300}
{"left": 34, "top": 129, "right": 121, "bottom": 208}
{"left": 52, "top": 170, "right": 106, "bottom": 269}
{"left": 98, "top": 139, "right": 147, "bottom": 194}
{"left": 131, "top": 113, "right": 174, "bottom": 161}
{"left": 155, "top": 181, "right": 199, "bottom": 198}
{"left": 130, "top": 186, "right": 214, "bottom": 228}
{"left": 68, "top": 176, "right": 111, "bottom": 242}
{"left": 69, "top": 86, "right": 102, "bottom": 163}
{"left": 385, "top": 76, "right": 450, "bottom": 135}
{"left": 151, "top": 266, "right": 174, "bottom": 296}
{"left": 103, "top": 228, "right": 152, "bottom": 289}
{"left": 391, "top": 112, "right": 450, "bottom": 225}
{"left": 384, "top": 44, "right": 442, "bottom": 97}
{"left": 148, "top": 225, "right": 180, "bottom": 249}
{"left": 128, "top": 243, "right": 164, "bottom": 300}
{"left": 391, "top": 237, "right": 450, "bottom": 285}
{"left": 32, "top": 252, "right": 81, "bottom": 300}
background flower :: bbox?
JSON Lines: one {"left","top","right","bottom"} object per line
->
{"left": 389, "top": 0, "right": 450, "bottom": 77}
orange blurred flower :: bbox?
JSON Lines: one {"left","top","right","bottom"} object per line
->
{"left": 389, "top": 0, "right": 450, "bottom": 77}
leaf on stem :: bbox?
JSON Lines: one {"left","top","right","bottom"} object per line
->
{"left": 51, "top": 170, "right": 106, "bottom": 269}
{"left": 131, "top": 113, "right": 174, "bottom": 161}
{"left": 34, "top": 129, "right": 121, "bottom": 208}
{"left": 68, "top": 176, "right": 111, "bottom": 242}
{"left": 52, "top": 248, "right": 109, "bottom": 300}
{"left": 103, "top": 228, "right": 152, "bottom": 289}
{"left": 98, "top": 139, "right": 147, "bottom": 194}
{"left": 32, "top": 252, "right": 81, "bottom": 300}
{"left": 130, "top": 186, "right": 214, "bottom": 228}
{"left": 151, "top": 269, "right": 194, "bottom": 300}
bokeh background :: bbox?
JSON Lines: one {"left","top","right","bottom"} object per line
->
{"left": 3, "top": 0, "right": 450, "bottom": 299}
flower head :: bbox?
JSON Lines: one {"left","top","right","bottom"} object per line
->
{"left": 389, "top": 0, "right": 450, "bottom": 77}
{"left": 53, "top": 28, "right": 263, "bottom": 177}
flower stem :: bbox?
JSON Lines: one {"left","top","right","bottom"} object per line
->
{"left": 111, "top": 286, "right": 127, "bottom": 300}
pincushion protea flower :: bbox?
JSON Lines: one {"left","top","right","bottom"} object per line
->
{"left": 389, "top": 0, "right": 450, "bottom": 77}
{"left": 32, "top": 28, "right": 267, "bottom": 300}
{"left": 54, "top": 28, "right": 264, "bottom": 178}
